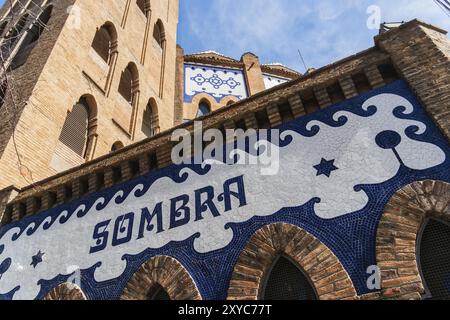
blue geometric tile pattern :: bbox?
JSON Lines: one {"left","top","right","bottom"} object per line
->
{"left": 0, "top": 80, "right": 449, "bottom": 300}
{"left": 184, "top": 64, "right": 248, "bottom": 103}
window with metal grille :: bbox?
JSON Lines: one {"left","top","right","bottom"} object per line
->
{"left": 419, "top": 218, "right": 450, "bottom": 300}
{"left": 262, "top": 256, "right": 317, "bottom": 300}
{"left": 147, "top": 284, "right": 170, "bottom": 300}
{"left": 58, "top": 101, "right": 89, "bottom": 157}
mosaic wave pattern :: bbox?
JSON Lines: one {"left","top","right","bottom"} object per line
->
{"left": 0, "top": 81, "right": 449, "bottom": 300}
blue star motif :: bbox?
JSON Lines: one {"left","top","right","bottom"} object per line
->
{"left": 30, "top": 251, "right": 45, "bottom": 268}
{"left": 314, "top": 158, "right": 339, "bottom": 178}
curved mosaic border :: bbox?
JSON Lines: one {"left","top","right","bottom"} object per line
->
{"left": 377, "top": 180, "right": 450, "bottom": 300}
{"left": 120, "top": 256, "right": 202, "bottom": 300}
{"left": 227, "top": 223, "right": 357, "bottom": 300}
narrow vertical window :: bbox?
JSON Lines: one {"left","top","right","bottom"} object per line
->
{"left": 142, "top": 99, "right": 159, "bottom": 138}
{"left": 58, "top": 99, "right": 89, "bottom": 157}
{"left": 196, "top": 101, "right": 211, "bottom": 118}
{"left": 92, "top": 24, "right": 114, "bottom": 64}
{"left": 118, "top": 63, "right": 139, "bottom": 105}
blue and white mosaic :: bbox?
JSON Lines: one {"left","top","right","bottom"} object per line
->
{"left": 184, "top": 64, "right": 248, "bottom": 103}
{"left": 0, "top": 81, "right": 449, "bottom": 300}
{"left": 263, "top": 73, "right": 290, "bottom": 89}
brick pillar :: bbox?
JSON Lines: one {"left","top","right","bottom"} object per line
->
{"left": 139, "top": 154, "right": 150, "bottom": 175}
{"left": 266, "top": 104, "right": 282, "bottom": 127}
{"left": 12, "top": 203, "right": 24, "bottom": 222}
{"left": 288, "top": 95, "right": 306, "bottom": 118}
{"left": 72, "top": 179, "right": 81, "bottom": 199}
{"left": 88, "top": 173, "right": 99, "bottom": 193}
{"left": 339, "top": 75, "right": 358, "bottom": 99}
{"left": 223, "top": 120, "right": 236, "bottom": 144}
{"left": 104, "top": 168, "right": 114, "bottom": 188}
{"left": 156, "top": 144, "right": 173, "bottom": 169}
{"left": 121, "top": 162, "right": 132, "bottom": 181}
{"left": 364, "top": 64, "right": 385, "bottom": 89}
{"left": 56, "top": 187, "right": 65, "bottom": 205}
{"left": 314, "top": 87, "right": 332, "bottom": 109}
{"left": 25, "top": 197, "right": 37, "bottom": 217}
{"left": 241, "top": 52, "right": 266, "bottom": 96}
{"left": 375, "top": 20, "right": 450, "bottom": 141}
{"left": 41, "top": 192, "right": 53, "bottom": 211}
{"left": 244, "top": 113, "right": 258, "bottom": 129}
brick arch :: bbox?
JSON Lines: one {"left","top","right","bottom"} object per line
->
{"left": 120, "top": 256, "right": 202, "bottom": 300}
{"left": 43, "top": 283, "right": 87, "bottom": 300}
{"left": 376, "top": 180, "right": 450, "bottom": 300}
{"left": 227, "top": 223, "right": 357, "bottom": 300}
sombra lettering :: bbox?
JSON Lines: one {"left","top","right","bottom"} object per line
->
{"left": 90, "top": 175, "right": 247, "bottom": 254}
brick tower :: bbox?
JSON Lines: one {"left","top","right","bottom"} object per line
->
{"left": 0, "top": 0, "right": 179, "bottom": 190}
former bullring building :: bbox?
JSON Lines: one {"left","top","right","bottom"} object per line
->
{"left": 0, "top": 0, "right": 449, "bottom": 300}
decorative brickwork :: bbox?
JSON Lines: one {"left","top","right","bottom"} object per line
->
{"left": 43, "top": 283, "right": 87, "bottom": 300}
{"left": 377, "top": 180, "right": 450, "bottom": 300}
{"left": 227, "top": 223, "right": 357, "bottom": 300}
{"left": 120, "top": 256, "right": 202, "bottom": 300}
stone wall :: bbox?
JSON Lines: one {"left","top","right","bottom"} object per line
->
{"left": 0, "top": 0, "right": 180, "bottom": 190}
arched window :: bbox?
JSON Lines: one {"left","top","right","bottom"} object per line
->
{"left": 118, "top": 63, "right": 139, "bottom": 105}
{"left": 58, "top": 98, "right": 90, "bottom": 157}
{"left": 137, "top": 0, "right": 151, "bottom": 17}
{"left": 10, "top": 6, "right": 53, "bottom": 70}
{"left": 147, "top": 283, "right": 171, "bottom": 300}
{"left": 111, "top": 141, "right": 124, "bottom": 152}
{"left": 142, "top": 99, "right": 159, "bottom": 138}
{"left": 153, "top": 20, "right": 164, "bottom": 48}
{"left": 91, "top": 23, "right": 117, "bottom": 64}
{"left": 196, "top": 101, "right": 211, "bottom": 118}
{"left": 419, "top": 218, "right": 450, "bottom": 300}
{"left": 262, "top": 255, "right": 317, "bottom": 300}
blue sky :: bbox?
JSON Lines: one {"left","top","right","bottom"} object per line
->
{"left": 1, "top": 0, "right": 449, "bottom": 73}
{"left": 177, "top": 0, "right": 450, "bottom": 72}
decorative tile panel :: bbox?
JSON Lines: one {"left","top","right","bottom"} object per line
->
{"left": 184, "top": 64, "right": 248, "bottom": 103}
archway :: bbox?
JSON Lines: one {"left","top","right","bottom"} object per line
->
{"left": 120, "top": 256, "right": 202, "bottom": 300}
{"left": 376, "top": 180, "right": 450, "bottom": 300}
{"left": 43, "top": 283, "right": 87, "bottom": 300}
{"left": 227, "top": 223, "right": 357, "bottom": 300}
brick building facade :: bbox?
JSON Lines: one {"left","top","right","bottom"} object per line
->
{"left": 0, "top": 0, "right": 449, "bottom": 301}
